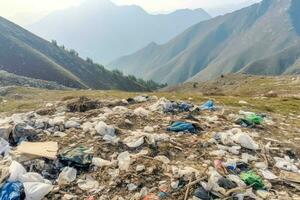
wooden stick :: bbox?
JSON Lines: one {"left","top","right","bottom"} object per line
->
{"left": 185, "top": 176, "right": 208, "bottom": 188}
{"left": 184, "top": 178, "right": 192, "bottom": 200}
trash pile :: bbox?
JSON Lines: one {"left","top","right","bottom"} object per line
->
{"left": 0, "top": 96, "right": 300, "bottom": 199}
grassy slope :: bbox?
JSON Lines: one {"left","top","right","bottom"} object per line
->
{"left": 0, "top": 70, "right": 67, "bottom": 89}
{"left": 0, "top": 17, "right": 148, "bottom": 91}
{"left": 1, "top": 74, "right": 299, "bottom": 116}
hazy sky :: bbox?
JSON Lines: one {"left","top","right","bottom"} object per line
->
{"left": 0, "top": 0, "right": 261, "bottom": 25}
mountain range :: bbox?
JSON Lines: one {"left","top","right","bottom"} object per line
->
{"left": 110, "top": 0, "right": 300, "bottom": 85}
{"left": 28, "top": 0, "right": 211, "bottom": 63}
{"left": 0, "top": 16, "right": 157, "bottom": 91}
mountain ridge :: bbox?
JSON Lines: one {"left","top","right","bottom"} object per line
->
{"left": 28, "top": 0, "right": 211, "bottom": 63}
{"left": 110, "top": 0, "right": 300, "bottom": 85}
{"left": 0, "top": 16, "right": 158, "bottom": 91}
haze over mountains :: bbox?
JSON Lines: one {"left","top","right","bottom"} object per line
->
{"left": 0, "top": 16, "right": 157, "bottom": 91}
{"left": 28, "top": 0, "right": 211, "bottom": 63}
{"left": 110, "top": 0, "right": 300, "bottom": 85}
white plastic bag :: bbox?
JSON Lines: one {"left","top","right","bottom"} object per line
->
{"left": 20, "top": 173, "right": 47, "bottom": 183}
{"left": 95, "top": 121, "right": 115, "bottom": 136}
{"left": 0, "top": 138, "right": 10, "bottom": 156}
{"left": 58, "top": 167, "right": 77, "bottom": 185}
{"left": 233, "top": 132, "right": 259, "bottom": 150}
{"left": 23, "top": 182, "right": 53, "bottom": 200}
{"left": 9, "top": 161, "right": 26, "bottom": 181}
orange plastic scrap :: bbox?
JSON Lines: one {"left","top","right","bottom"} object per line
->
{"left": 143, "top": 193, "right": 160, "bottom": 200}
{"left": 86, "top": 196, "right": 95, "bottom": 200}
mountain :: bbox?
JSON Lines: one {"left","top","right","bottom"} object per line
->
{"left": 110, "top": 0, "right": 300, "bottom": 85}
{"left": 0, "top": 70, "right": 67, "bottom": 90}
{"left": 28, "top": 0, "right": 211, "bottom": 63}
{"left": 0, "top": 16, "right": 153, "bottom": 91}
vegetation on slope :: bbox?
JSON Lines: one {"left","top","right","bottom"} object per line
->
{"left": 0, "top": 16, "right": 163, "bottom": 92}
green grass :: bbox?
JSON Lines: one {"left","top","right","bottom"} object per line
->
{"left": 1, "top": 87, "right": 299, "bottom": 116}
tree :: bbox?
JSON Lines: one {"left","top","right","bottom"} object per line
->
{"left": 86, "top": 57, "right": 93, "bottom": 64}
{"left": 112, "top": 69, "right": 123, "bottom": 76}
{"left": 69, "top": 49, "right": 79, "bottom": 57}
{"left": 51, "top": 40, "right": 58, "bottom": 47}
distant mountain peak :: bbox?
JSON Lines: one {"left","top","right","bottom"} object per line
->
{"left": 110, "top": 0, "right": 300, "bottom": 84}
{"left": 28, "top": 1, "right": 210, "bottom": 63}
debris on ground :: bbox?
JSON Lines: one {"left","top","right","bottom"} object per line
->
{"left": 0, "top": 95, "right": 299, "bottom": 199}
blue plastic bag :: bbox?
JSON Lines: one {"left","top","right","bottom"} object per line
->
{"left": 200, "top": 100, "right": 215, "bottom": 111}
{"left": 167, "top": 121, "right": 198, "bottom": 134}
{"left": 0, "top": 181, "right": 25, "bottom": 200}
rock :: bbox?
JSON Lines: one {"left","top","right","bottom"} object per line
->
{"left": 92, "top": 157, "right": 115, "bottom": 167}
{"left": 49, "top": 116, "right": 65, "bottom": 127}
{"left": 124, "top": 119, "right": 133, "bottom": 126}
{"left": 136, "top": 165, "right": 145, "bottom": 172}
{"left": 133, "top": 96, "right": 148, "bottom": 103}
{"left": 134, "top": 107, "right": 150, "bottom": 117}
{"left": 127, "top": 183, "right": 138, "bottom": 191}
{"left": 171, "top": 181, "right": 179, "bottom": 189}
{"left": 154, "top": 155, "right": 170, "bottom": 164}
{"left": 117, "top": 151, "right": 131, "bottom": 171}
{"left": 66, "top": 97, "right": 99, "bottom": 112}
{"left": 53, "top": 131, "right": 67, "bottom": 137}
{"left": 144, "top": 126, "right": 154, "bottom": 133}
{"left": 81, "top": 122, "right": 95, "bottom": 133}
{"left": 264, "top": 91, "right": 278, "bottom": 98}
{"left": 256, "top": 190, "right": 270, "bottom": 199}
{"left": 65, "top": 120, "right": 80, "bottom": 129}
{"left": 45, "top": 103, "right": 53, "bottom": 107}
{"left": 95, "top": 121, "right": 115, "bottom": 136}
{"left": 238, "top": 100, "right": 248, "bottom": 105}
{"left": 63, "top": 194, "right": 78, "bottom": 200}
{"left": 112, "top": 106, "right": 129, "bottom": 113}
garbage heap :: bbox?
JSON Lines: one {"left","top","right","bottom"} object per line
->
{"left": 0, "top": 96, "right": 299, "bottom": 200}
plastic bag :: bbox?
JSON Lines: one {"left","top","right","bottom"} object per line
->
{"left": 240, "top": 171, "right": 264, "bottom": 189}
{"left": 0, "top": 138, "right": 10, "bottom": 156}
{"left": 23, "top": 182, "right": 53, "bottom": 200}
{"left": 57, "top": 167, "right": 77, "bottom": 185}
{"left": 9, "top": 161, "right": 26, "bottom": 182}
{"left": 20, "top": 173, "right": 48, "bottom": 183}
{"left": 0, "top": 181, "right": 25, "bottom": 200}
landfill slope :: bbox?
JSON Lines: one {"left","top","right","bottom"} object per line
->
{"left": 0, "top": 92, "right": 300, "bottom": 199}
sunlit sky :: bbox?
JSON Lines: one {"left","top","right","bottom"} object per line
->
{"left": 0, "top": 0, "right": 261, "bottom": 25}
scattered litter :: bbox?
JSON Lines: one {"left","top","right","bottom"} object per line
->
{"left": 58, "top": 146, "right": 93, "bottom": 169}
{"left": 58, "top": 167, "right": 77, "bottom": 185}
{"left": 14, "top": 141, "right": 58, "bottom": 160}
{"left": 0, "top": 181, "right": 25, "bottom": 200}
{"left": 167, "top": 121, "right": 199, "bottom": 134}
{"left": 0, "top": 94, "right": 298, "bottom": 199}
{"left": 200, "top": 100, "right": 216, "bottom": 111}
{"left": 240, "top": 171, "right": 265, "bottom": 189}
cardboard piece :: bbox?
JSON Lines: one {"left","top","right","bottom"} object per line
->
{"left": 280, "top": 170, "right": 300, "bottom": 183}
{"left": 15, "top": 141, "right": 58, "bottom": 160}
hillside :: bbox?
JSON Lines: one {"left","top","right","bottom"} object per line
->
{"left": 162, "top": 73, "right": 300, "bottom": 98}
{"left": 110, "top": 0, "right": 300, "bottom": 85}
{"left": 28, "top": 0, "right": 210, "bottom": 63}
{"left": 0, "top": 16, "right": 156, "bottom": 92}
{"left": 0, "top": 70, "right": 67, "bottom": 90}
